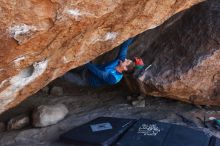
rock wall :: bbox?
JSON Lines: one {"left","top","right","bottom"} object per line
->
{"left": 0, "top": 0, "right": 203, "bottom": 114}
{"left": 125, "top": 0, "right": 220, "bottom": 105}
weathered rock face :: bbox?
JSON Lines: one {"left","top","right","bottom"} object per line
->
{"left": 7, "top": 115, "right": 30, "bottom": 130}
{"left": 125, "top": 0, "right": 220, "bottom": 105}
{"left": 0, "top": 0, "right": 202, "bottom": 114}
{"left": 32, "top": 104, "right": 68, "bottom": 127}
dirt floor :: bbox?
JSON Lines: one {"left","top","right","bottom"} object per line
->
{"left": 0, "top": 78, "right": 220, "bottom": 146}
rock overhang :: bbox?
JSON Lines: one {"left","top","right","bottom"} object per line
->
{"left": 0, "top": 0, "right": 203, "bottom": 114}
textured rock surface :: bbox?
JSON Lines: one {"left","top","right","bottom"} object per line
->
{"left": 7, "top": 115, "right": 30, "bottom": 130}
{"left": 32, "top": 104, "right": 68, "bottom": 127}
{"left": 124, "top": 0, "right": 220, "bottom": 105}
{"left": 0, "top": 0, "right": 202, "bottom": 114}
{"left": 0, "top": 81, "right": 219, "bottom": 146}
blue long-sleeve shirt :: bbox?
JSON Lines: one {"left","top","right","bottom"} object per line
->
{"left": 86, "top": 38, "right": 133, "bottom": 87}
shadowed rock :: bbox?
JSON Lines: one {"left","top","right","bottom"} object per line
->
{"left": 125, "top": 0, "right": 220, "bottom": 105}
{"left": 7, "top": 115, "right": 30, "bottom": 130}
{"left": 0, "top": 122, "right": 6, "bottom": 132}
{"left": 50, "top": 86, "right": 64, "bottom": 96}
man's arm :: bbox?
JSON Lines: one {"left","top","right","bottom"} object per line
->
{"left": 98, "top": 38, "right": 134, "bottom": 68}
{"left": 86, "top": 63, "right": 117, "bottom": 85}
{"left": 117, "top": 38, "right": 134, "bottom": 61}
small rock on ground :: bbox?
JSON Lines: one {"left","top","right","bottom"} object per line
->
{"left": 7, "top": 115, "right": 30, "bottom": 130}
{"left": 132, "top": 100, "right": 146, "bottom": 108}
{"left": 50, "top": 86, "right": 63, "bottom": 96}
{"left": 32, "top": 103, "right": 68, "bottom": 127}
{"left": 137, "top": 95, "right": 145, "bottom": 101}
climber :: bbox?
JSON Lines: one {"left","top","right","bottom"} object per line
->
{"left": 63, "top": 38, "right": 138, "bottom": 88}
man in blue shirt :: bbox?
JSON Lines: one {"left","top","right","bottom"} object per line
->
{"left": 64, "top": 38, "right": 135, "bottom": 88}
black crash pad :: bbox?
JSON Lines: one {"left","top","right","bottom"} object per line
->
{"left": 209, "top": 136, "right": 220, "bottom": 146}
{"left": 115, "top": 119, "right": 211, "bottom": 146}
{"left": 60, "top": 117, "right": 136, "bottom": 146}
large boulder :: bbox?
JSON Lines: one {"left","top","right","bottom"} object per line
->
{"left": 32, "top": 104, "right": 68, "bottom": 127}
{"left": 0, "top": 0, "right": 202, "bottom": 114}
{"left": 124, "top": 0, "right": 220, "bottom": 105}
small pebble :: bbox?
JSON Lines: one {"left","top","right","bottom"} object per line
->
{"left": 132, "top": 100, "right": 146, "bottom": 108}
{"left": 132, "top": 100, "right": 140, "bottom": 106}
{"left": 137, "top": 95, "right": 145, "bottom": 101}
{"left": 50, "top": 86, "right": 63, "bottom": 96}
{"left": 136, "top": 100, "right": 146, "bottom": 108}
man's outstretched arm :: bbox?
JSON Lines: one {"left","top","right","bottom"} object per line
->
{"left": 86, "top": 63, "right": 117, "bottom": 85}
{"left": 117, "top": 38, "right": 134, "bottom": 61}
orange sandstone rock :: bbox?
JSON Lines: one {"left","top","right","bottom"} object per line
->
{"left": 0, "top": 0, "right": 202, "bottom": 113}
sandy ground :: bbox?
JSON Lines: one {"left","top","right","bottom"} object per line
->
{"left": 0, "top": 79, "right": 220, "bottom": 146}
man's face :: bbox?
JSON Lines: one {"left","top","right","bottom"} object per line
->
{"left": 119, "top": 59, "right": 132, "bottom": 71}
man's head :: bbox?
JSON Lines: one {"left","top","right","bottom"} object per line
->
{"left": 116, "top": 59, "right": 135, "bottom": 73}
